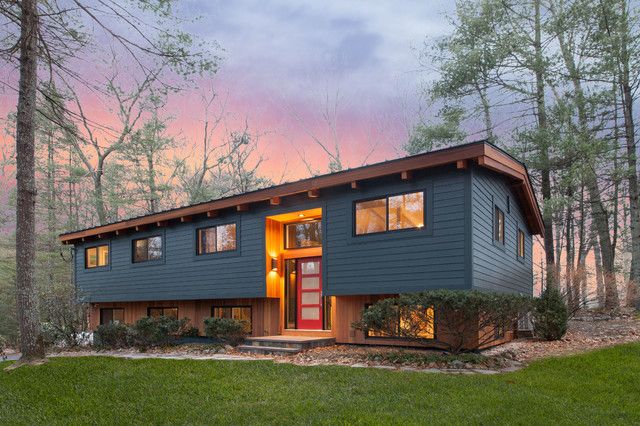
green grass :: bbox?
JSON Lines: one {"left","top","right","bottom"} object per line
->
{"left": 1, "top": 343, "right": 639, "bottom": 425}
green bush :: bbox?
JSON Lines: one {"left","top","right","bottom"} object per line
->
{"left": 130, "top": 316, "right": 189, "bottom": 349}
{"left": 533, "top": 286, "right": 568, "bottom": 340}
{"left": 94, "top": 321, "right": 131, "bottom": 349}
{"left": 354, "top": 289, "right": 533, "bottom": 353}
{"left": 0, "top": 335, "right": 7, "bottom": 360}
{"left": 182, "top": 327, "right": 201, "bottom": 338}
{"left": 203, "top": 317, "right": 249, "bottom": 346}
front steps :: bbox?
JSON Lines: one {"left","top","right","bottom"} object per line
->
{"left": 237, "top": 336, "right": 336, "bottom": 356}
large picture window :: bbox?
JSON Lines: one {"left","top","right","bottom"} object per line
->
{"left": 132, "top": 236, "right": 163, "bottom": 263}
{"left": 355, "top": 191, "right": 424, "bottom": 235}
{"left": 100, "top": 308, "right": 124, "bottom": 325}
{"left": 85, "top": 244, "right": 109, "bottom": 269}
{"left": 211, "top": 306, "right": 252, "bottom": 332}
{"left": 285, "top": 220, "right": 322, "bottom": 249}
{"left": 197, "top": 223, "right": 237, "bottom": 255}
{"left": 147, "top": 307, "right": 178, "bottom": 319}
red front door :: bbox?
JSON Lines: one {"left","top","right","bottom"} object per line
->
{"left": 296, "top": 257, "right": 323, "bottom": 330}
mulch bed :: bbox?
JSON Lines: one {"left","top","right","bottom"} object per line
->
{"left": 4, "top": 309, "right": 639, "bottom": 373}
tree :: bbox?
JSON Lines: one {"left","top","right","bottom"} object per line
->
{"left": 404, "top": 104, "right": 467, "bottom": 155}
{"left": 1, "top": 0, "right": 219, "bottom": 366}
{"left": 124, "top": 92, "right": 176, "bottom": 214}
{"left": 12, "top": 0, "right": 46, "bottom": 365}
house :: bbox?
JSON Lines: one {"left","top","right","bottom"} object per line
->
{"left": 59, "top": 141, "right": 543, "bottom": 350}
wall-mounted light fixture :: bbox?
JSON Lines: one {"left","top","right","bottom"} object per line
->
{"left": 271, "top": 257, "right": 278, "bottom": 271}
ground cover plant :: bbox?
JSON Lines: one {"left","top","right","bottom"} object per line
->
{"left": 0, "top": 343, "right": 638, "bottom": 424}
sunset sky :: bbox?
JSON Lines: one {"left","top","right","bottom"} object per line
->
{"left": 1, "top": 0, "right": 457, "bottom": 182}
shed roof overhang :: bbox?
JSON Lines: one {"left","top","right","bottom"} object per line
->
{"left": 59, "top": 141, "right": 544, "bottom": 244}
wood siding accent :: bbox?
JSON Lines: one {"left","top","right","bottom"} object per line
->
{"left": 471, "top": 166, "right": 534, "bottom": 294}
{"left": 332, "top": 295, "right": 511, "bottom": 349}
{"left": 89, "top": 298, "right": 279, "bottom": 336}
{"left": 60, "top": 141, "right": 543, "bottom": 244}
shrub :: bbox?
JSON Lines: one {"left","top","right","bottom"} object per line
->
{"left": 532, "top": 286, "right": 568, "bottom": 340}
{"left": 39, "top": 284, "right": 89, "bottom": 348}
{"left": 130, "top": 316, "right": 189, "bottom": 350}
{"left": 94, "top": 321, "right": 131, "bottom": 349}
{"left": 182, "top": 327, "right": 201, "bottom": 338}
{"left": 0, "top": 335, "right": 7, "bottom": 361}
{"left": 353, "top": 289, "right": 533, "bottom": 353}
{"left": 203, "top": 317, "right": 249, "bottom": 346}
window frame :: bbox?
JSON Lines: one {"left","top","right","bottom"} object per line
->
{"left": 131, "top": 234, "right": 164, "bottom": 264}
{"left": 85, "top": 243, "right": 110, "bottom": 269}
{"left": 100, "top": 308, "right": 124, "bottom": 325}
{"left": 196, "top": 222, "right": 238, "bottom": 256}
{"left": 147, "top": 307, "right": 179, "bottom": 319}
{"left": 211, "top": 305, "right": 253, "bottom": 332}
{"left": 363, "top": 303, "right": 436, "bottom": 341}
{"left": 353, "top": 190, "right": 427, "bottom": 237}
{"left": 493, "top": 205, "right": 505, "bottom": 246}
{"left": 284, "top": 219, "right": 323, "bottom": 250}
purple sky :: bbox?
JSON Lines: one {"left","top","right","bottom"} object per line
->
{"left": 0, "top": 1, "right": 458, "bottom": 182}
{"left": 172, "top": 0, "right": 457, "bottom": 179}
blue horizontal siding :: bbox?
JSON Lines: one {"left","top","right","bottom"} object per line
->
{"left": 323, "top": 167, "right": 470, "bottom": 295}
{"left": 74, "top": 163, "right": 534, "bottom": 302}
{"left": 470, "top": 166, "right": 533, "bottom": 295}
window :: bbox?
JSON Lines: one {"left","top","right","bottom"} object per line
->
{"left": 132, "top": 236, "right": 163, "bottom": 263}
{"left": 197, "top": 223, "right": 237, "bottom": 255}
{"left": 355, "top": 191, "right": 424, "bottom": 235}
{"left": 494, "top": 206, "right": 505, "bottom": 244}
{"left": 517, "top": 229, "right": 525, "bottom": 258}
{"left": 365, "top": 304, "right": 435, "bottom": 339}
{"left": 285, "top": 220, "right": 322, "bottom": 249}
{"left": 85, "top": 245, "right": 109, "bottom": 269}
{"left": 100, "top": 308, "right": 124, "bottom": 325}
{"left": 147, "top": 307, "right": 178, "bottom": 319}
{"left": 211, "top": 306, "right": 252, "bottom": 332}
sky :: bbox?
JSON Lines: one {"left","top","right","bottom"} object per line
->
{"left": 0, "top": 1, "right": 457, "bottom": 182}
{"left": 163, "top": 0, "right": 457, "bottom": 180}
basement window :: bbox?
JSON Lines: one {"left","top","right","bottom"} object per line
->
{"left": 211, "top": 306, "right": 252, "bottom": 332}
{"left": 147, "top": 307, "right": 178, "bottom": 319}
{"left": 100, "top": 308, "right": 124, "bottom": 325}
{"left": 365, "top": 304, "right": 435, "bottom": 340}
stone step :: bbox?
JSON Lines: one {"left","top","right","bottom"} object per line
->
{"left": 245, "top": 337, "right": 335, "bottom": 350}
{"left": 236, "top": 345, "right": 301, "bottom": 356}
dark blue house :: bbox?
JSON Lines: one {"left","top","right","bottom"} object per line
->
{"left": 60, "top": 141, "right": 543, "bottom": 348}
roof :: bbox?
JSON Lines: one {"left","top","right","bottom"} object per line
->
{"left": 59, "top": 140, "right": 544, "bottom": 244}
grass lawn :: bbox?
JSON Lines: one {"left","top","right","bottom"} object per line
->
{"left": 1, "top": 343, "right": 639, "bottom": 425}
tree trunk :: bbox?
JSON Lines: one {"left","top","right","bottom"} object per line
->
{"left": 15, "top": 0, "right": 46, "bottom": 362}
{"left": 93, "top": 157, "right": 107, "bottom": 225}
{"left": 564, "top": 193, "right": 575, "bottom": 310}
{"left": 593, "top": 225, "right": 605, "bottom": 307}
{"left": 533, "top": 0, "right": 556, "bottom": 288}
{"left": 146, "top": 152, "right": 158, "bottom": 213}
